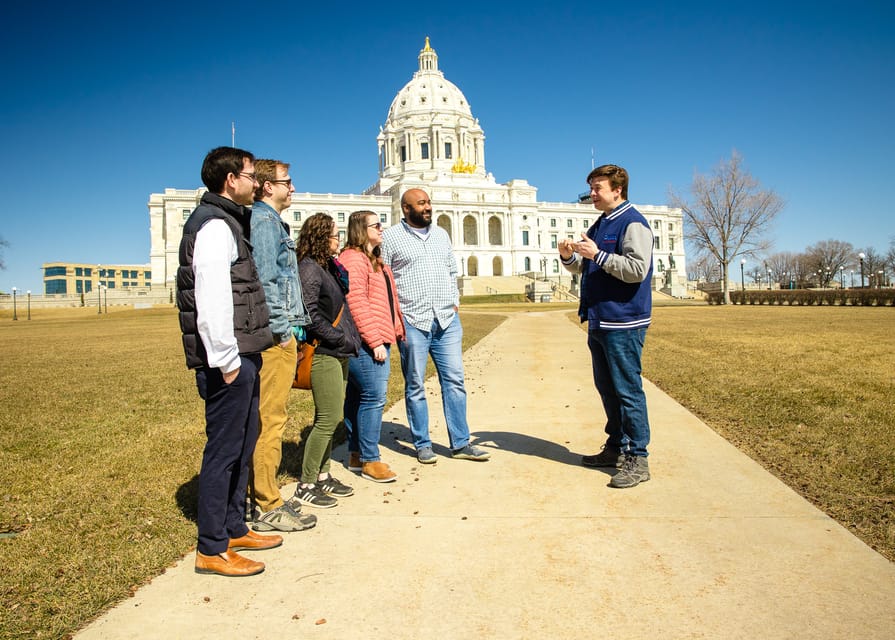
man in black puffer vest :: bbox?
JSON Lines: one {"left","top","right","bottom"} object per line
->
{"left": 177, "top": 147, "right": 278, "bottom": 577}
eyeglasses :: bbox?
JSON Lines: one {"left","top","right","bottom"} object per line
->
{"left": 238, "top": 172, "right": 257, "bottom": 182}
{"left": 269, "top": 178, "right": 293, "bottom": 188}
{"left": 329, "top": 234, "right": 340, "bottom": 239}
{"left": 367, "top": 222, "right": 382, "bottom": 230}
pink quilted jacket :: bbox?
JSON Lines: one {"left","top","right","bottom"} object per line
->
{"left": 339, "top": 247, "right": 406, "bottom": 349}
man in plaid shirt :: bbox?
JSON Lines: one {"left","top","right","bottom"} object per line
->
{"left": 381, "top": 188, "right": 491, "bottom": 464}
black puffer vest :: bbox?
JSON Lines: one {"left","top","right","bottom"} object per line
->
{"left": 176, "top": 192, "right": 273, "bottom": 369}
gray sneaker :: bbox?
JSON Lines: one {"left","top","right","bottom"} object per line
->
{"left": 417, "top": 446, "right": 437, "bottom": 464}
{"left": 252, "top": 502, "right": 317, "bottom": 532}
{"left": 582, "top": 446, "right": 625, "bottom": 469}
{"left": 452, "top": 444, "right": 491, "bottom": 461}
{"left": 609, "top": 455, "right": 650, "bottom": 488}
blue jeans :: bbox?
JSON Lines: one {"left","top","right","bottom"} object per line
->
{"left": 399, "top": 317, "right": 470, "bottom": 450}
{"left": 587, "top": 328, "right": 651, "bottom": 457}
{"left": 344, "top": 345, "right": 391, "bottom": 462}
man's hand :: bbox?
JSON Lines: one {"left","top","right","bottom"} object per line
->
{"left": 573, "top": 232, "right": 599, "bottom": 260}
{"left": 372, "top": 345, "right": 387, "bottom": 362}
{"left": 222, "top": 367, "right": 240, "bottom": 385}
{"left": 558, "top": 238, "right": 576, "bottom": 260}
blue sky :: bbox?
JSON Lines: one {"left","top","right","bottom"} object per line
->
{"left": 1, "top": 1, "right": 893, "bottom": 293}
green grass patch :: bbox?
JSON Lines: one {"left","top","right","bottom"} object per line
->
{"left": 0, "top": 307, "right": 505, "bottom": 639}
{"left": 639, "top": 306, "right": 894, "bottom": 561}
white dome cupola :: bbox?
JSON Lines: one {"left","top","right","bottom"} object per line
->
{"left": 376, "top": 38, "right": 486, "bottom": 183}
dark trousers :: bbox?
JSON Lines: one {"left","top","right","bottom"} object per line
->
{"left": 194, "top": 354, "right": 261, "bottom": 555}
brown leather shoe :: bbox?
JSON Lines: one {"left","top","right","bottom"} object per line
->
{"left": 195, "top": 550, "right": 264, "bottom": 577}
{"left": 361, "top": 461, "right": 398, "bottom": 483}
{"left": 228, "top": 529, "right": 283, "bottom": 551}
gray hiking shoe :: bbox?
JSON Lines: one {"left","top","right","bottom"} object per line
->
{"left": 582, "top": 446, "right": 625, "bottom": 469}
{"left": 252, "top": 501, "right": 317, "bottom": 532}
{"left": 417, "top": 446, "right": 437, "bottom": 464}
{"left": 451, "top": 444, "right": 491, "bottom": 461}
{"left": 609, "top": 455, "right": 650, "bottom": 488}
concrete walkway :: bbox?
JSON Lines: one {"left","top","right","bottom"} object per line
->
{"left": 77, "top": 309, "right": 895, "bottom": 639}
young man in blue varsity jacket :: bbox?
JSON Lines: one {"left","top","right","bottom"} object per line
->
{"left": 559, "top": 164, "right": 654, "bottom": 488}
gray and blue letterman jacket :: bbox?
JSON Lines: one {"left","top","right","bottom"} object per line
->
{"left": 562, "top": 201, "right": 654, "bottom": 331}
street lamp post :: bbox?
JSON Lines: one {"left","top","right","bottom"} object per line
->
{"left": 740, "top": 258, "right": 746, "bottom": 293}
{"left": 839, "top": 267, "right": 844, "bottom": 289}
{"left": 26, "top": 290, "right": 31, "bottom": 320}
{"left": 104, "top": 285, "right": 108, "bottom": 313}
{"left": 858, "top": 252, "right": 865, "bottom": 288}
{"left": 11, "top": 286, "right": 17, "bottom": 321}
{"left": 850, "top": 270, "right": 854, "bottom": 288}
{"left": 767, "top": 269, "right": 772, "bottom": 290}
{"left": 97, "top": 280, "right": 102, "bottom": 314}
{"left": 878, "top": 270, "right": 884, "bottom": 289}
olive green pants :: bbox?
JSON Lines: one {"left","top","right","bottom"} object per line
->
{"left": 301, "top": 353, "right": 348, "bottom": 484}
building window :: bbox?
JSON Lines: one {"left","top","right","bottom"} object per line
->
{"left": 144, "top": 271, "right": 151, "bottom": 279}
{"left": 380, "top": 213, "right": 387, "bottom": 223}
{"left": 654, "top": 236, "right": 662, "bottom": 250}
{"left": 338, "top": 231, "right": 346, "bottom": 242}
{"left": 84, "top": 268, "right": 92, "bottom": 277}
{"left": 669, "top": 237, "right": 675, "bottom": 251}
{"left": 107, "top": 281, "right": 115, "bottom": 289}
{"left": 293, "top": 229, "right": 301, "bottom": 240}
{"left": 566, "top": 219, "right": 573, "bottom": 228}
{"left": 524, "top": 257, "right": 531, "bottom": 271}
{"left": 75, "top": 267, "right": 83, "bottom": 276}
{"left": 421, "top": 142, "right": 429, "bottom": 160}
{"left": 84, "top": 281, "right": 92, "bottom": 293}
{"left": 107, "top": 269, "right": 116, "bottom": 277}
{"left": 552, "top": 259, "right": 560, "bottom": 273}
{"left": 183, "top": 209, "right": 191, "bottom": 220}
{"left": 46, "top": 280, "right": 67, "bottom": 294}
{"left": 668, "top": 223, "right": 674, "bottom": 231}
{"left": 522, "top": 230, "right": 529, "bottom": 246}
{"left": 400, "top": 146, "right": 406, "bottom": 162}
{"left": 550, "top": 234, "right": 558, "bottom": 249}
{"left": 444, "top": 142, "right": 452, "bottom": 159}
{"left": 293, "top": 211, "right": 301, "bottom": 222}
{"left": 583, "top": 219, "right": 589, "bottom": 228}
{"left": 653, "top": 220, "right": 660, "bottom": 230}
{"left": 337, "top": 212, "right": 345, "bottom": 223}
{"left": 44, "top": 266, "right": 66, "bottom": 277}
{"left": 76, "top": 280, "right": 83, "bottom": 294}
{"left": 550, "top": 218, "right": 557, "bottom": 228}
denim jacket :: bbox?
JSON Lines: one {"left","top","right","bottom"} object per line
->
{"left": 250, "top": 201, "right": 311, "bottom": 342}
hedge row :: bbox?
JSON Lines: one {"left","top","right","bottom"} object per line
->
{"left": 707, "top": 289, "right": 895, "bottom": 306}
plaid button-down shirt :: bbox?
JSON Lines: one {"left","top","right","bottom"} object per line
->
{"left": 381, "top": 220, "right": 460, "bottom": 332}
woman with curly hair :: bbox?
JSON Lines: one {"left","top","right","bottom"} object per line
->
{"left": 291, "top": 213, "right": 361, "bottom": 508}
{"left": 340, "top": 211, "right": 405, "bottom": 483}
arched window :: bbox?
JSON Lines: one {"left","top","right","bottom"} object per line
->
{"left": 492, "top": 256, "right": 503, "bottom": 276}
{"left": 524, "top": 257, "right": 531, "bottom": 271}
{"left": 437, "top": 215, "right": 452, "bottom": 241}
{"left": 552, "top": 259, "right": 560, "bottom": 273}
{"left": 488, "top": 216, "right": 502, "bottom": 245}
{"left": 468, "top": 256, "right": 478, "bottom": 276}
{"left": 463, "top": 215, "right": 478, "bottom": 245}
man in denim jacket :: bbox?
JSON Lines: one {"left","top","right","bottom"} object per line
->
{"left": 248, "top": 159, "right": 316, "bottom": 531}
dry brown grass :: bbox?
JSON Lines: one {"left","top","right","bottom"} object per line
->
{"left": 0, "top": 307, "right": 505, "bottom": 639}
{"left": 639, "top": 306, "right": 895, "bottom": 561}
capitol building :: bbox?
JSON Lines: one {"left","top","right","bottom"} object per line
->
{"left": 149, "top": 39, "right": 685, "bottom": 297}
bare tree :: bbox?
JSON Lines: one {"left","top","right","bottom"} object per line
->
{"left": 686, "top": 252, "right": 713, "bottom": 282}
{"left": 669, "top": 151, "right": 785, "bottom": 303}
{"left": 802, "top": 240, "right": 854, "bottom": 287}
{"left": 764, "top": 251, "right": 800, "bottom": 287}
{"left": 886, "top": 240, "right": 895, "bottom": 286}
{"left": 857, "top": 246, "right": 884, "bottom": 287}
